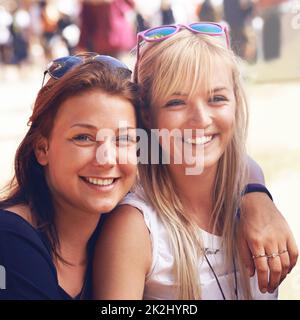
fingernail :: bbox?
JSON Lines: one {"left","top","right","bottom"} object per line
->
{"left": 262, "top": 288, "right": 267, "bottom": 293}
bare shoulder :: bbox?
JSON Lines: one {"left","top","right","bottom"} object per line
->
{"left": 4, "top": 204, "right": 35, "bottom": 227}
{"left": 93, "top": 204, "right": 152, "bottom": 299}
{"left": 95, "top": 204, "right": 152, "bottom": 272}
{"left": 101, "top": 204, "right": 149, "bottom": 237}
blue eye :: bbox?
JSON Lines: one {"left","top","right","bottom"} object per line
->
{"left": 116, "top": 135, "right": 137, "bottom": 145}
{"left": 165, "top": 99, "right": 186, "bottom": 107}
{"left": 73, "top": 134, "right": 92, "bottom": 141}
{"left": 72, "top": 134, "right": 95, "bottom": 145}
{"left": 209, "top": 95, "right": 228, "bottom": 104}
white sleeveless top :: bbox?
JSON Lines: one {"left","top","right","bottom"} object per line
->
{"left": 121, "top": 190, "right": 278, "bottom": 300}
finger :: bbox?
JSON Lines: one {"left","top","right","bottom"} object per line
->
{"left": 267, "top": 253, "right": 282, "bottom": 293}
{"left": 254, "top": 258, "right": 269, "bottom": 293}
{"left": 238, "top": 236, "right": 255, "bottom": 277}
{"left": 287, "top": 236, "right": 299, "bottom": 273}
{"left": 251, "top": 245, "right": 269, "bottom": 293}
{"left": 279, "top": 249, "right": 290, "bottom": 282}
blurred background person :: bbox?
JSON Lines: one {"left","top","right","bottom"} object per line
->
{"left": 77, "top": 0, "right": 136, "bottom": 58}
{"left": 257, "top": 0, "right": 286, "bottom": 61}
{"left": 0, "top": 4, "right": 13, "bottom": 65}
{"left": 196, "top": 0, "right": 218, "bottom": 22}
{"left": 10, "top": 3, "right": 31, "bottom": 68}
{"left": 161, "top": 0, "right": 175, "bottom": 25}
{"left": 39, "top": 0, "right": 60, "bottom": 59}
{"left": 39, "top": 0, "right": 79, "bottom": 59}
{"left": 223, "top": 0, "right": 255, "bottom": 59}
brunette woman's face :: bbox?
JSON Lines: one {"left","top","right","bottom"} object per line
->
{"left": 36, "top": 90, "right": 137, "bottom": 215}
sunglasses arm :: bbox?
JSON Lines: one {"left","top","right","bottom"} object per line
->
{"left": 224, "top": 26, "right": 231, "bottom": 49}
{"left": 41, "top": 70, "right": 48, "bottom": 88}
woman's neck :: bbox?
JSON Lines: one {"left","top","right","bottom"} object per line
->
{"left": 54, "top": 202, "right": 101, "bottom": 265}
{"left": 168, "top": 163, "right": 217, "bottom": 231}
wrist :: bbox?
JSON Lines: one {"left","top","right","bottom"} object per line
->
{"left": 242, "top": 183, "right": 273, "bottom": 201}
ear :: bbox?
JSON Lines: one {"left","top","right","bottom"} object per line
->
{"left": 34, "top": 136, "right": 49, "bottom": 166}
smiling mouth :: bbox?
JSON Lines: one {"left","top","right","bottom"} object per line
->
{"left": 80, "top": 177, "right": 119, "bottom": 186}
{"left": 183, "top": 135, "right": 215, "bottom": 145}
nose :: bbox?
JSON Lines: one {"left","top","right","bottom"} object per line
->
{"left": 188, "top": 98, "right": 212, "bottom": 128}
{"left": 95, "top": 140, "right": 117, "bottom": 168}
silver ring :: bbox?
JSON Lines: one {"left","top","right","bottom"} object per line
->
{"left": 252, "top": 253, "right": 267, "bottom": 259}
{"left": 279, "top": 249, "right": 288, "bottom": 255}
{"left": 267, "top": 252, "right": 280, "bottom": 258}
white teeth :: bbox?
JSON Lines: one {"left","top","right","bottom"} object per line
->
{"left": 85, "top": 177, "right": 114, "bottom": 186}
{"left": 184, "top": 135, "right": 213, "bottom": 145}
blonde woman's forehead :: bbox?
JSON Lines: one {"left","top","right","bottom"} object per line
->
{"left": 141, "top": 30, "right": 238, "bottom": 107}
{"left": 209, "top": 59, "right": 234, "bottom": 87}
{"left": 161, "top": 64, "right": 234, "bottom": 99}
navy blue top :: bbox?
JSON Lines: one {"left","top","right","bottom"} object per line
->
{"left": 0, "top": 209, "right": 100, "bottom": 300}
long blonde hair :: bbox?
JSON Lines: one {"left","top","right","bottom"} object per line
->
{"left": 135, "top": 30, "right": 251, "bottom": 299}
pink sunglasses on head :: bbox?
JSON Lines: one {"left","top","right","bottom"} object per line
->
{"left": 136, "top": 22, "right": 230, "bottom": 82}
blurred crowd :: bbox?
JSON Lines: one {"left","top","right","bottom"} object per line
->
{"left": 0, "top": 0, "right": 296, "bottom": 68}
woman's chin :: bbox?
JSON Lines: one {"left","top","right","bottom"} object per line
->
{"left": 94, "top": 204, "right": 116, "bottom": 214}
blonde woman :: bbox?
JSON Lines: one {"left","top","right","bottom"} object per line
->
{"left": 93, "top": 23, "right": 297, "bottom": 299}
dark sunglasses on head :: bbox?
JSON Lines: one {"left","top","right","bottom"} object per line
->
{"left": 42, "top": 52, "right": 131, "bottom": 86}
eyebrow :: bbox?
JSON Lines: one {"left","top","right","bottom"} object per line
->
{"left": 118, "top": 127, "right": 136, "bottom": 131}
{"left": 71, "top": 123, "right": 98, "bottom": 130}
{"left": 212, "top": 87, "right": 229, "bottom": 92}
{"left": 171, "top": 87, "right": 229, "bottom": 96}
{"left": 171, "top": 92, "right": 188, "bottom": 96}
{"left": 70, "top": 123, "right": 136, "bottom": 130}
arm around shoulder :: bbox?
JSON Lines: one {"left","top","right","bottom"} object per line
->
{"left": 93, "top": 205, "right": 152, "bottom": 300}
{"left": 246, "top": 155, "right": 265, "bottom": 184}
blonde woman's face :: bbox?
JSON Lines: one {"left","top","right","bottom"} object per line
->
{"left": 36, "top": 90, "right": 137, "bottom": 215}
{"left": 149, "top": 58, "right": 236, "bottom": 172}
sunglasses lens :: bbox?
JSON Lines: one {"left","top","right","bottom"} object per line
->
{"left": 144, "top": 26, "right": 177, "bottom": 40}
{"left": 45, "top": 54, "right": 131, "bottom": 84}
{"left": 94, "top": 55, "right": 130, "bottom": 71}
{"left": 48, "top": 56, "right": 81, "bottom": 79}
{"left": 190, "top": 23, "right": 223, "bottom": 34}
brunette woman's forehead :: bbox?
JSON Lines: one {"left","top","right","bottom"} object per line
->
{"left": 70, "top": 123, "right": 136, "bottom": 131}
{"left": 51, "top": 90, "right": 136, "bottom": 132}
